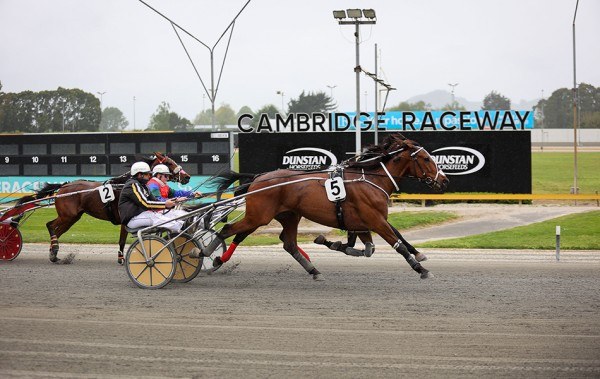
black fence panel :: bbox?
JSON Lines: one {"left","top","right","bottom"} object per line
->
{"left": 238, "top": 131, "right": 531, "bottom": 194}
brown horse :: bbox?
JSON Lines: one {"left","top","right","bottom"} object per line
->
{"left": 203, "top": 133, "right": 449, "bottom": 279}
{"left": 17, "top": 152, "right": 190, "bottom": 263}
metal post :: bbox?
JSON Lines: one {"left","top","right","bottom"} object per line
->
{"left": 555, "top": 225, "right": 561, "bottom": 262}
{"left": 374, "top": 43, "right": 378, "bottom": 145}
{"left": 572, "top": 0, "right": 579, "bottom": 195}
{"left": 540, "top": 89, "right": 544, "bottom": 151}
{"left": 139, "top": 0, "right": 251, "bottom": 132}
{"left": 354, "top": 21, "right": 361, "bottom": 155}
{"left": 210, "top": 51, "right": 216, "bottom": 130}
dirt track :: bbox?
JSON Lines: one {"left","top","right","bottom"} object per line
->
{"left": 1, "top": 245, "right": 599, "bottom": 378}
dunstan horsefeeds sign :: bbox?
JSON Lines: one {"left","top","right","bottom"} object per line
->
{"left": 237, "top": 111, "right": 533, "bottom": 194}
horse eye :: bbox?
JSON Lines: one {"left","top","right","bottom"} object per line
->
{"left": 424, "top": 157, "right": 430, "bottom": 162}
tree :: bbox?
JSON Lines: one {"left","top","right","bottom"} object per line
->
{"left": 254, "top": 104, "right": 279, "bottom": 119}
{"left": 237, "top": 105, "right": 253, "bottom": 118}
{"left": 482, "top": 91, "right": 511, "bottom": 110}
{"left": 215, "top": 103, "right": 237, "bottom": 128}
{"left": 99, "top": 107, "right": 129, "bottom": 131}
{"left": 440, "top": 101, "right": 466, "bottom": 111}
{"left": 534, "top": 84, "right": 600, "bottom": 129}
{"left": 148, "top": 101, "right": 190, "bottom": 131}
{"left": 387, "top": 100, "right": 431, "bottom": 111}
{"left": 287, "top": 91, "right": 336, "bottom": 114}
{"left": 193, "top": 109, "right": 213, "bottom": 125}
{"left": 0, "top": 87, "right": 100, "bottom": 133}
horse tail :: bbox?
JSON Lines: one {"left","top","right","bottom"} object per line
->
{"left": 15, "top": 182, "right": 64, "bottom": 205}
{"left": 206, "top": 170, "right": 255, "bottom": 199}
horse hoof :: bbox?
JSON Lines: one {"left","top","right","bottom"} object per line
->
{"left": 313, "top": 235, "right": 326, "bottom": 245}
{"left": 189, "top": 247, "right": 202, "bottom": 259}
{"left": 414, "top": 252, "right": 428, "bottom": 262}
{"left": 212, "top": 256, "right": 223, "bottom": 269}
{"left": 420, "top": 271, "right": 433, "bottom": 279}
{"left": 313, "top": 273, "right": 325, "bottom": 281}
{"left": 118, "top": 258, "right": 124, "bottom": 265}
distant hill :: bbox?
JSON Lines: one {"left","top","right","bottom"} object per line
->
{"left": 402, "top": 89, "right": 538, "bottom": 111}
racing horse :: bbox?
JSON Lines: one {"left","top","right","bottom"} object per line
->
{"left": 202, "top": 133, "right": 449, "bottom": 280}
{"left": 16, "top": 152, "right": 190, "bottom": 263}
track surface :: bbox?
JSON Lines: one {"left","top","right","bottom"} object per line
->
{"left": 1, "top": 245, "right": 599, "bottom": 378}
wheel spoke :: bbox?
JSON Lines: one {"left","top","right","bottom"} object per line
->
{"left": 134, "top": 265, "right": 149, "bottom": 280}
{"left": 153, "top": 266, "right": 169, "bottom": 280}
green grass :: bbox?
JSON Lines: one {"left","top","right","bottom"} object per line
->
{"left": 18, "top": 209, "right": 127, "bottom": 244}
{"left": 417, "top": 210, "right": 600, "bottom": 250}
{"left": 17, "top": 208, "right": 457, "bottom": 246}
{"left": 388, "top": 211, "right": 459, "bottom": 229}
{"left": 532, "top": 152, "right": 600, "bottom": 194}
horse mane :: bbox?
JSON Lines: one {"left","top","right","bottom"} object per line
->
{"left": 135, "top": 153, "right": 156, "bottom": 166}
{"left": 346, "top": 133, "right": 409, "bottom": 170}
{"left": 16, "top": 182, "right": 64, "bottom": 205}
{"left": 107, "top": 172, "right": 131, "bottom": 184}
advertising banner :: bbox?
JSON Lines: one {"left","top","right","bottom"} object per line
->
{"left": 238, "top": 131, "right": 531, "bottom": 194}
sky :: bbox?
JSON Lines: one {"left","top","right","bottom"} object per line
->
{"left": 1, "top": 0, "right": 599, "bottom": 129}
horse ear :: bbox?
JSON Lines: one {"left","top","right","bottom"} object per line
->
{"left": 397, "top": 133, "right": 407, "bottom": 141}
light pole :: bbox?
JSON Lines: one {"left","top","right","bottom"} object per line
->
{"left": 96, "top": 91, "right": 106, "bottom": 110}
{"left": 448, "top": 83, "right": 459, "bottom": 107}
{"left": 540, "top": 89, "right": 545, "bottom": 151}
{"left": 333, "top": 8, "right": 376, "bottom": 155}
{"left": 572, "top": 0, "right": 579, "bottom": 194}
{"left": 139, "top": 0, "right": 251, "bottom": 131}
{"left": 62, "top": 100, "right": 66, "bottom": 133}
{"left": 276, "top": 90, "right": 285, "bottom": 113}
{"left": 326, "top": 84, "right": 337, "bottom": 99}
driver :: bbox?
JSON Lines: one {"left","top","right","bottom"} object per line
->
{"left": 118, "top": 161, "right": 188, "bottom": 233}
{"left": 146, "top": 164, "right": 202, "bottom": 202}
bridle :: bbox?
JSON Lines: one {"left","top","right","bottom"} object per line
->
{"left": 153, "top": 153, "right": 187, "bottom": 183}
{"left": 386, "top": 143, "right": 445, "bottom": 190}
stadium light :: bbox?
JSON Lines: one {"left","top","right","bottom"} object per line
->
{"left": 333, "top": 9, "right": 377, "bottom": 155}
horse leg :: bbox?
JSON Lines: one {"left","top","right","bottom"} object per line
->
{"left": 276, "top": 212, "right": 323, "bottom": 281}
{"left": 387, "top": 221, "right": 427, "bottom": 262}
{"left": 46, "top": 213, "right": 82, "bottom": 263}
{"left": 211, "top": 229, "right": 256, "bottom": 269}
{"left": 314, "top": 232, "right": 374, "bottom": 257}
{"left": 372, "top": 219, "right": 431, "bottom": 279}
{"left": 314, "top": 232, "right": 356, "bottom": 252}
{"left": 46, "top": 219, "right": 60, "bottom": 263}
{"left": 117, "top": 225, "right": 128, "bottom": 265}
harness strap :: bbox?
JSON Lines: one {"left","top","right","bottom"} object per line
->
{"left": 335, "top": 200, "right": 346, "bottom": 231}
{"left": 330, "top": 167, "right": 346, "bottom": 230}
{"left": 104, "top": 200, "right": 120, "bottom": 225}
{"left": 380, "top": 162, "right": 400, "bottom": 191}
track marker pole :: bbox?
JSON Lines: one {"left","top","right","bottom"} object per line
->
{"left": 555, "top": 225, "right": 561, "bottom": 262}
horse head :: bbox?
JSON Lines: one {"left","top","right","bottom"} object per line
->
{"left": 150, "top": 152, "right": 191, "bottom": 185}
{"left": 388, "top": 134, "right": 449, "bottom": 192}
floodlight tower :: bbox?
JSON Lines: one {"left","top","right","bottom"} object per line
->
{"left": 333, "top": 9, "right": 376, "bottom": 155}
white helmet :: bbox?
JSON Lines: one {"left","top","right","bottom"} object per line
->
{"left": 152, "top": 164, "right": 170, "bottom": 176}
{"left": 130, "top": 161, "right": 151, "bottom": 176}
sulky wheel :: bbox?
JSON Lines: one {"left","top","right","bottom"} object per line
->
{"left": 125, "top": 235, "right": 176, "bottom": 289}
{"left": 0, "top": 223, "right": 23, "bottom": 261}
{"left": 196, "top": 229, "right": 226, "bottom": 273}
{"left": 170, "top": 232, "right": 203, "bottom": 283}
